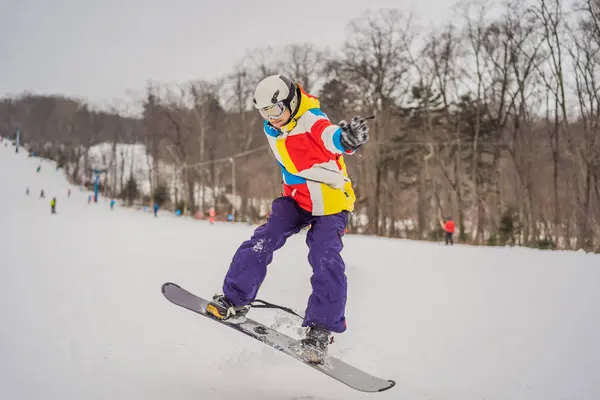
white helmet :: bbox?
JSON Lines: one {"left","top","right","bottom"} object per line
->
{"left": 253, "top": 74, "right": 299, "bottom": 121}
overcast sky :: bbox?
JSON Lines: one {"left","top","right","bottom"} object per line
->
{"left": 0, "top": 0, "right": 456, "bottom": 106}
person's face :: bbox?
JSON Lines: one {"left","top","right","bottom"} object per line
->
{"left": 258, "top": 101, "right": 291, "bottom": 129}
{"left": 269, "top": 109, "right": 291, "bottom": 129}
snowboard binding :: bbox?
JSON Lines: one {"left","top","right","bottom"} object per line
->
{"left": 206, "top": 294, "right": 250, "bottom": 323}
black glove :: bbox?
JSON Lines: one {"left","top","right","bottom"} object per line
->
{"left": 339, "top": 116, "right": 369, "bottom": 151}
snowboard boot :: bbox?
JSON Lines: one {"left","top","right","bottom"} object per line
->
{"left": 299, "top": 325, "right": 332, "bottom": 364}
{"left": 206, "top": 294, "right": 250, "bottom": 323}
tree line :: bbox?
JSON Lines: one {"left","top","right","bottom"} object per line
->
{"left": 1, "top": 0, "right": 599, "bottom": 252}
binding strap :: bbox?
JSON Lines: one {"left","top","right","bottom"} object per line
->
{"left": 251, "top": 299, "right": 304, "bottom": 319}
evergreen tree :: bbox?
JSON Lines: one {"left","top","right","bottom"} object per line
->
{"left": 498, "top": 207, "right": 518, "bottom": 246}
{"left": 122, "top": 175, "right": 139, "bottom": 207}
{"left": 153, "top": 183, "right": 170, "bottom": 208}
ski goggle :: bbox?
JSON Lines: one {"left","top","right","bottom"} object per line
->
{"left": 258, "top": 101, "right": 286, "bottom": 120}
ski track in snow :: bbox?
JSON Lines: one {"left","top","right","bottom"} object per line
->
{"left": 1, "top": 142, "right": 600, "bottom": 400}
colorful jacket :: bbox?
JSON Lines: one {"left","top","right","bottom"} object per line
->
{"left": 264, "top": 86, "right": 356, "bottom": 216}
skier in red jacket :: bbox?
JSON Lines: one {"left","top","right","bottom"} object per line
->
{"left": 440, "top": 217, "right": 455, "bottom": 245}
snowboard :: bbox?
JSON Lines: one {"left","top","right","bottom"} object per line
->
{"left": 161, "top": 282, "right": 395, "bottom": 393}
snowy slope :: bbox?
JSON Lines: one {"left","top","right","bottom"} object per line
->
{"left": 1, "top": 142, "right": 599, "bottom": 400}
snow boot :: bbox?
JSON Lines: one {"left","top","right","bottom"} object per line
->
{"left": 206, "top": 294, "right": 250, "bottom": 323}
{"left": 299, "top": 325, "right": 332, "bottom": 364}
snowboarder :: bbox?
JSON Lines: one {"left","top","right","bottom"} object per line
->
{"left": 440, "top": 216, "right": 455, "bottom": 245}
{"left": 50, "top": 197, "right": 56, "bottom": 214}
{"left": 206, "top": 74, "right": 370, "bottom": 364}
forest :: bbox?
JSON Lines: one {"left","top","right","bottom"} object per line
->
{"left": 1, "top": 0, "right": 599, "bottom": 252}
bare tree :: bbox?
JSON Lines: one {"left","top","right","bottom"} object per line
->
{"left": 566, "top": 1, "right": 600, "bottom": 250}
{"left": 281, "top": 43, "right": 329, "bottom": 92}
{"left": 340, "top": 9, "right": 416, "bottom": 235}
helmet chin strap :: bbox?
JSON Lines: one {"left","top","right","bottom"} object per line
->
{"left": 267, "top": 86, "right": 301, "bottom": 130}
{"left": 288, "top": 87, "right": 301, "bottom": 120}
{"left": 280, "top": 116, "right": 297, "bottom": 131}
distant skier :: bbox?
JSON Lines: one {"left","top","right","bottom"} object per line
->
{"left": 110, "top": 199, "right": 116, "bottom": 210}
{"left": 153, "top": 203, "right": 159, "bottom": 217}
{"left": 67, "top": 189, "right": 71, "bottom": 197}
{"left": 209, "top": 207, "right": 216, "bottom": 224}
{"left": 440, "top": 217, "right": 455, "bottom": 245}
{"left": 205, "top": 74, "right": 370, "bottom": 364}
{"left": 25, "top": 186, "right": 30, "bottom": 195}
{"left": 36, "top": 165, "right": 41, "bottom": 173}
{"left": 88, "top": 195, "right": 92, "bottom": 204}
{"left": 40, "top": 189, "right": 45, "bottom": 199}
{"left": 50, "top": 197, "right": 56, "bottom": 214}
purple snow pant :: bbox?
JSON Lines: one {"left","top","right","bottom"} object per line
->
{"left": 223, "top": 196, "right": 349, "bottom": 333}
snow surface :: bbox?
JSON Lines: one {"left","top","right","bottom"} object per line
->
{"left": 1, "top": 142, "right": 600, "bottom": 400}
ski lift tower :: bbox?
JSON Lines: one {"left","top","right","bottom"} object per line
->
{"left": 90, "top": 167, "right": 107, "bottom": 203}
{"left": 15, "top": 128, "right": 20, "bottom": 153}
